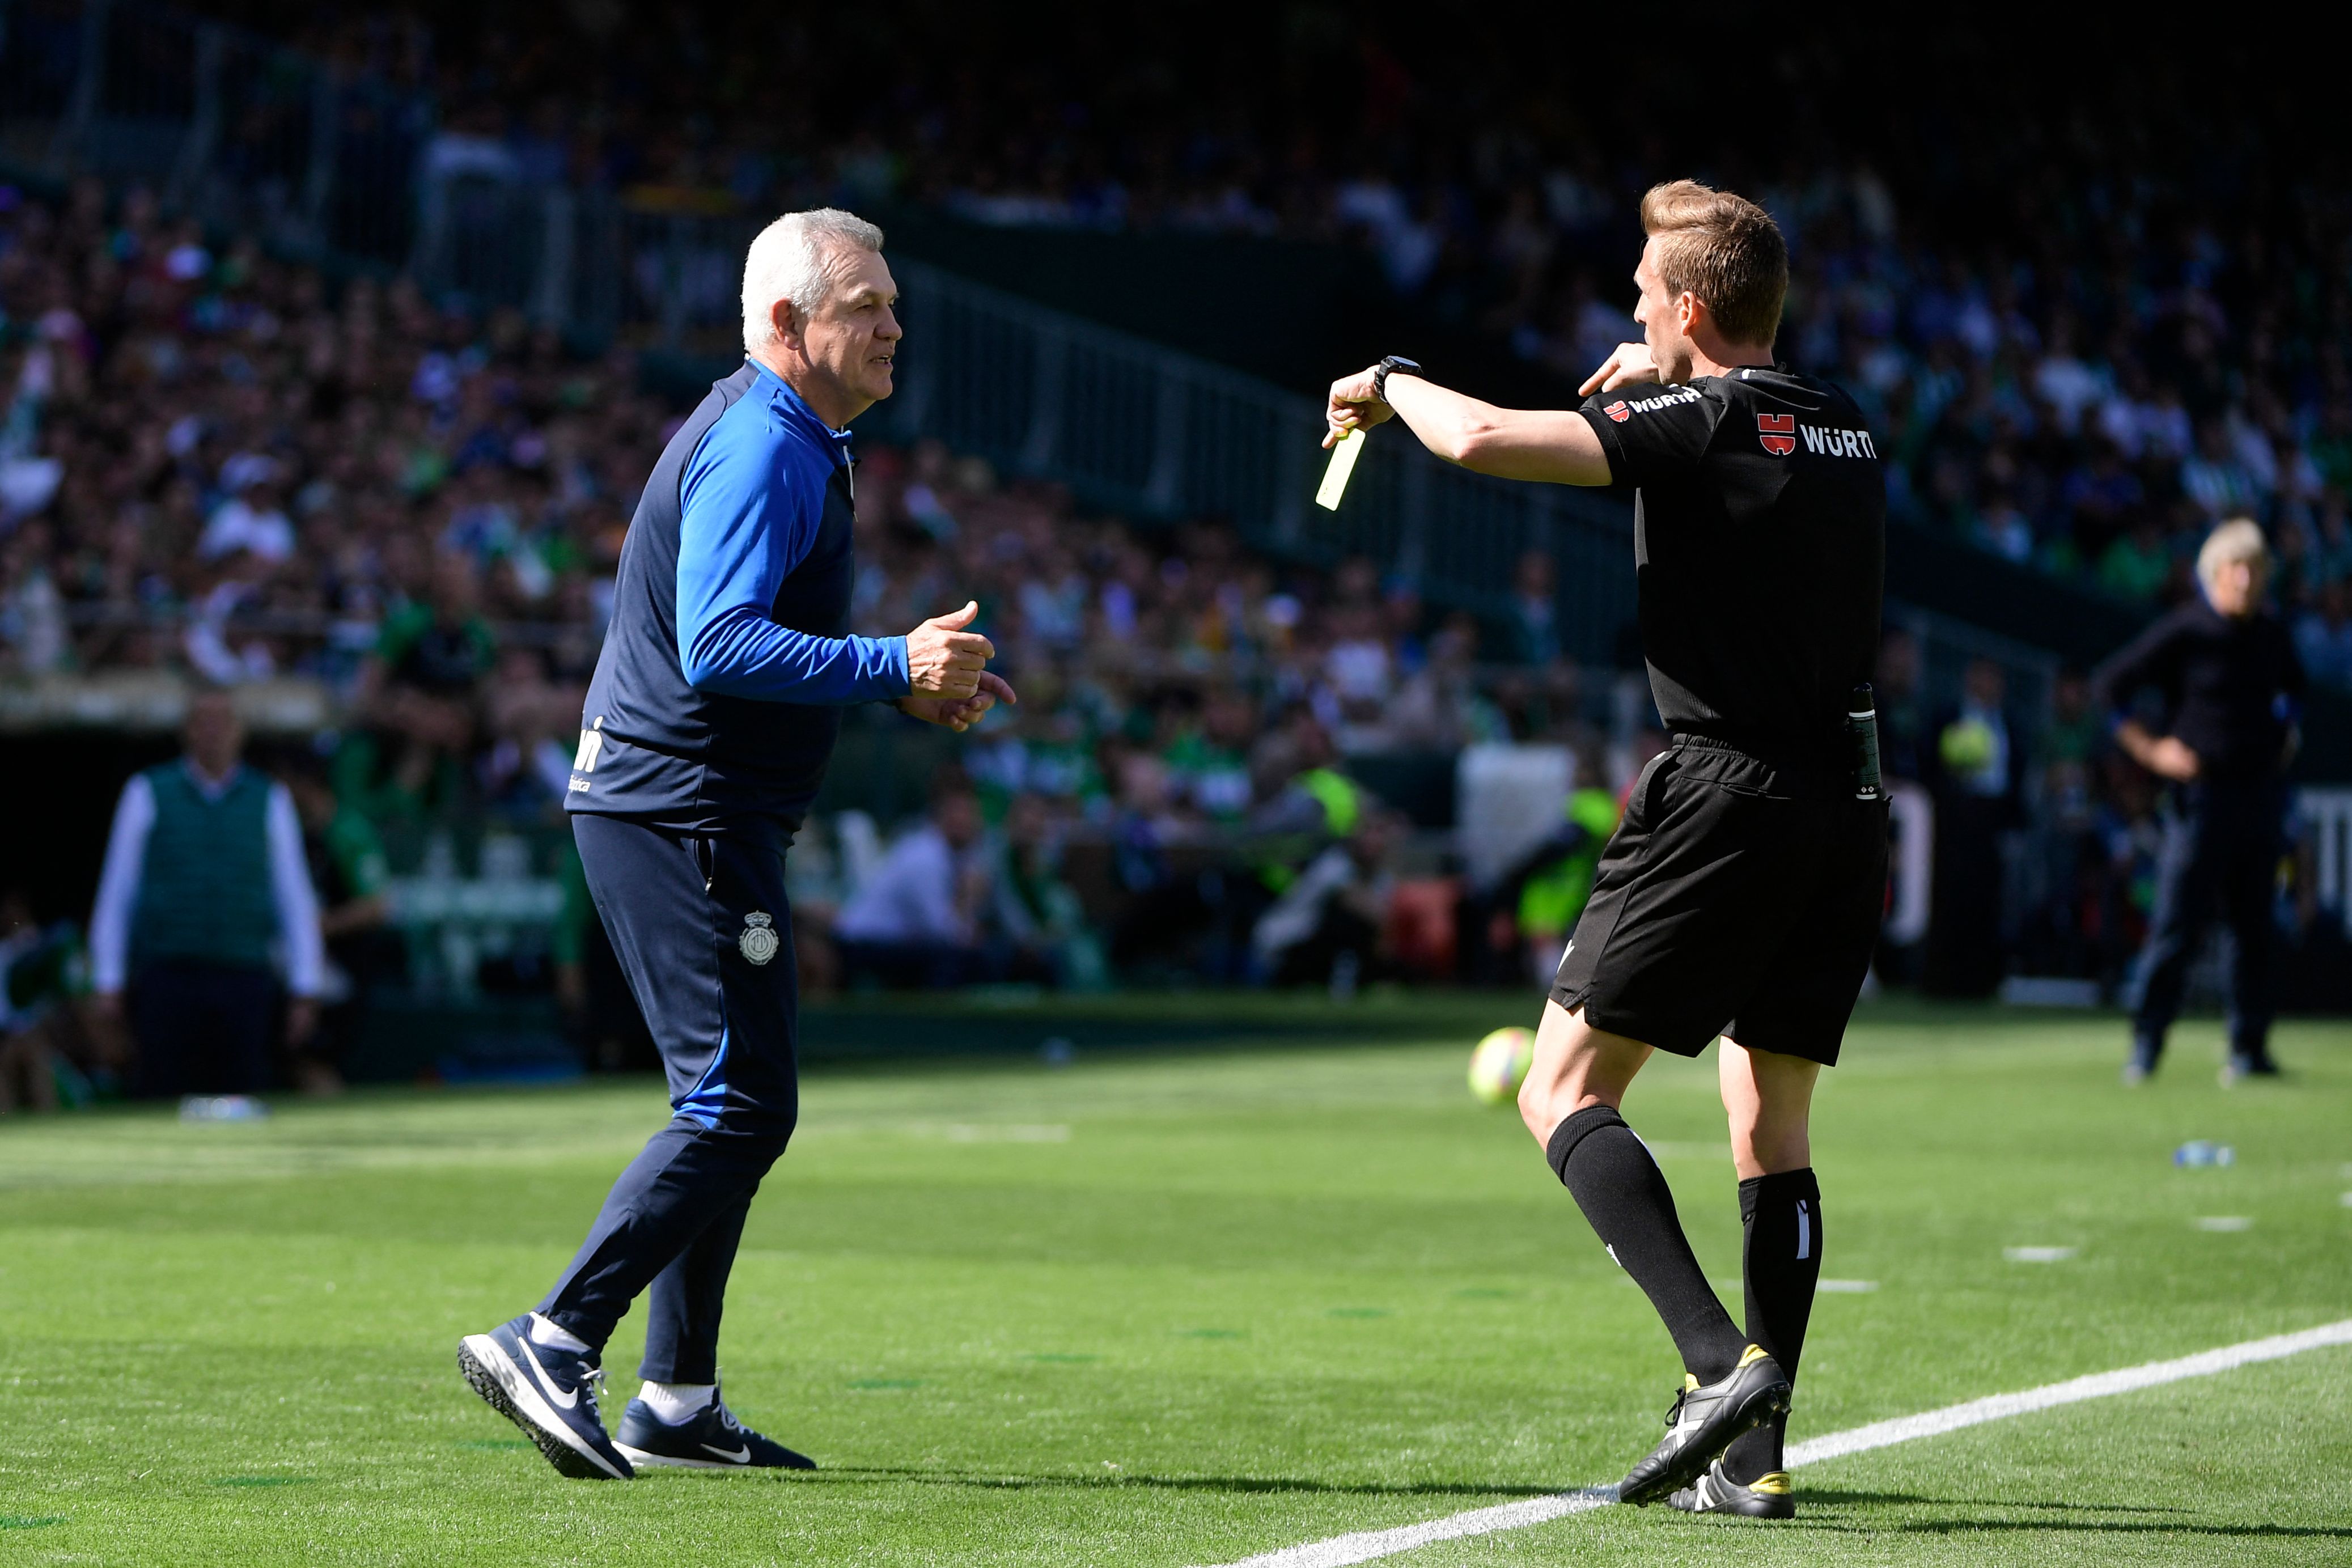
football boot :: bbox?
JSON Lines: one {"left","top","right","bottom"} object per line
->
{"left": 1616, "top": 1344, "right": 1791, "bottom": 1506}
{"left": 1667, "top": 1457, "right": 1795, "bottom": 1519}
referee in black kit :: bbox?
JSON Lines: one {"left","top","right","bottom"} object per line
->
{"left": 2093, "top": 519, "right": 2304, "bottom": 1086}
{"left": 1327, "top": 181, "right": 1885, "bottom": 1519}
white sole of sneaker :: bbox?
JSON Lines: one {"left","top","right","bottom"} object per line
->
{"left": 459, "top": 1334, "right": 631, "bottom": 1481}
{"left": 612, "top": 1443, "right": 749, "bottom": 1470}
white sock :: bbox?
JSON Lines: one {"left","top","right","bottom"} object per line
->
{"left": 638, "top": 1381, "right": 717, "bottom": 1425}
{"left": 527, "top": 1313, "right": 591, "bottom": 1355}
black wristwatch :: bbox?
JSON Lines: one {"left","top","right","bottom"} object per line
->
{"left": 1372, "top": 355, "right": 1422, "bottom": 404}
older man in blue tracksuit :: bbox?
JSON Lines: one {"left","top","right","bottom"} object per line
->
{"left": 460, "top": 209, "right": 1011, "bottom": 1481}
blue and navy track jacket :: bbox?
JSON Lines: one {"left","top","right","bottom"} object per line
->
{"left": 567, "top": 361, "right": 909, "bottom": 828}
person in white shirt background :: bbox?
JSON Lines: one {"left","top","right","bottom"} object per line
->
{"left": 88, "top": 688, "right": 326, "bottom": 1097}
{"left": 832, "top": 782, "right": 994, "bottom": 988}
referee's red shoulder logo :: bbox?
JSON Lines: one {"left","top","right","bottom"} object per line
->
{"left": 1604, "top": 401, "right": 1631, "bottom": 423}
{"left": 1757, "top": 413, "right": 1796, "bottom": 456}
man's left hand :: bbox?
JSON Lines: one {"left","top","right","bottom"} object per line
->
{"left": 1324, "top": 366, "right": 1396, "bottom": 448}
{"left": 900, "top": 671, "right": 1018, "bottom": 732}
{"left": 1579, "top": 341, "right": 1662, "bottom": 397}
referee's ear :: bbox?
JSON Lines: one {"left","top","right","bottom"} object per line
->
{"left": 1675, "top": 290, "right": 1707, "bottom": 342}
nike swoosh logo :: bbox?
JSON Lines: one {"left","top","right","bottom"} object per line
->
{"left": 701, "top": 1443, "right": 750, "bottom": 1462}
{"left": 515, "top": 1337, "right": 579, "bottom": 1410}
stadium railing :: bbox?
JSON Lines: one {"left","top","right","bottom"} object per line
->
{"left": 868, "top": 261, "right": 2075, "bottom": 722}
{"left": 1, "top": 0, "right": 424, "bottom": 264}
{"left": 877, "top": 259, "right": 1641, "bottom": 660}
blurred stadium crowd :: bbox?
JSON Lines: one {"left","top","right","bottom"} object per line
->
{"left": 2, "top": 9, "right": 2349, "bottom": 1104}
{"left": 158, "top": 2, "right": 2352, "bottom": 678}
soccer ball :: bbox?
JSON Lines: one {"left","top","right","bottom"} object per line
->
{"left": 1467, "top": 1026, "right": 1535, "bottom": 1105}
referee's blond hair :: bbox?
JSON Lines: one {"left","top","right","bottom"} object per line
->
{"left": 1639, "top": 181, "right": 1788, "bottom": 347}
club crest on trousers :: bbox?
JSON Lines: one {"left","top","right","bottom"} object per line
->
{"left": 739, "top": 911, "right": 780, "bottom": 965}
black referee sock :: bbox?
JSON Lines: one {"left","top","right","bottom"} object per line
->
{"left": 1722, "top": 1168, "right": 1823, "bottom": 1485}
{"left": 1546, "top": 1105, "right": 1747, "bottom": 1384}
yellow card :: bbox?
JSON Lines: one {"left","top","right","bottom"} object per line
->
{"left": 1315, "top": 426, "right": 1365, "bottom": 510}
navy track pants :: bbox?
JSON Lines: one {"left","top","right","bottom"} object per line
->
{"left": 539, "top": 811, "right": 799, "bottom": 1383}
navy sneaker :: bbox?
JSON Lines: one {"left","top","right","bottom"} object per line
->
{"left": 615, "top": 1384, "right": 816, "bottom": 1471}
{"left": 459, "top": 1316, "right": 634, "bottom": 1480}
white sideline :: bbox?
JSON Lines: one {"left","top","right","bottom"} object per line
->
{"left": 1197, "top": 1318, "right": 2352, "bottom": 1568}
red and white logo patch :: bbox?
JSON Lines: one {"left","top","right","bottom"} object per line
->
{"left": 1603, "top": 401, "right": 1631, "bottom": 423}
{"left": 1757, "top": 413, "right": 1796, "bottom": 456}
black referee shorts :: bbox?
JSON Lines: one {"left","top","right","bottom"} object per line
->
{"left": 1549, "top": 736, "right": 1888, "bottom": 1065}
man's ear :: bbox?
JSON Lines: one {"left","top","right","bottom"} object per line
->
{"left": 1676, "top": 290, "right": 1706, "bottom": 342}
{"left": 770, "top": 298, "right": 800, "bottom": 351}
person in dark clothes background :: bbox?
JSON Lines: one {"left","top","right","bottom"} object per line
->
{"left": 2091, "top": 519, "right": 2305, "bottom": 1085}
{"left": 1872, "top": 628, "right": 1927, "bottom": 785}
{"left": 1921, "top": 658, "right": 2028, "bottom": 997}
{"left": 359, "top": 550, "right": 497, "bottom": 806}
{"left": 287, "top": 767, "right": 401, "bottom": 1095}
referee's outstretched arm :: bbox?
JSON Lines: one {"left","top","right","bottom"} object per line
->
{"left": 1325, "top": 218, "right": 1777, "bottom": 488}
{"left": 1328, "top": 367, "right": 1616, "bottom": 485}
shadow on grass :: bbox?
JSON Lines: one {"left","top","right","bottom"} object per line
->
{"left": 1886, "top": 1521, "right": 2352, "bottom": 1541}
{"left": 208, "top": 1476, "right": 315, "bottom": 1488}
{"left": 1800, "top": 1490, "right": 2189, "bottom": 1514}
{"left": 782, "top": 1467, "right": 1559, "bottom": 1499}
{"left": 1750, "top": 1498, "right": 2347, "bottom": 1542}
{"left": 759, "top": 1477, "right": 2351, "bottom": 1544}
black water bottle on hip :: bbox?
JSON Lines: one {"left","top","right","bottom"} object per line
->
{"left": 1848, "top": 684, "right": 1883, "bottom": 802}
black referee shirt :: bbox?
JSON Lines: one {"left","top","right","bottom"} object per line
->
{"left": 1578, "top": 367, "right": 1885, "bottom": 765}
{"left": 2089, "top": 599, "right": 2304, "bottom": 780}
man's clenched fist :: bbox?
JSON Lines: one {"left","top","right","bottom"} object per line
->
{"left": 899, "top": 671, "right": 1018, "bottom": 733}
{"left": 905, "top": 600, "right": 994, "bottom": 700}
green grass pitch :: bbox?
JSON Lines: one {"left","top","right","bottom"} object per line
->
{"left": 2, "top": 1001, "right": 2347, "bottom": 1565}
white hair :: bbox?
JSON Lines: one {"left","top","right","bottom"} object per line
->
{"left": 2197, "top": 516, "right": 2270, "bottom": 585}
{"left": 740, "top": 208, "right": 885, "bottom": 355}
